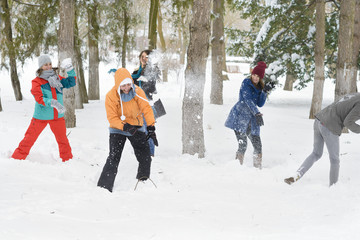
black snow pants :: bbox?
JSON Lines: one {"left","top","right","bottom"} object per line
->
{"left": 97, "top": 132, "right": 152, "bottom": 192}
{"left": 234, "top": 124, "right": 262, "bottom": 155}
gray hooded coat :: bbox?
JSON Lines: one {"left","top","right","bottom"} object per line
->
{"left": 315, "top": 93, "right": 360, "bottom": 136}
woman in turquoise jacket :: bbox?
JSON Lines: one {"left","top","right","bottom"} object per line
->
{"left": 12, "top": 54, "right": 76, "bottom": 162}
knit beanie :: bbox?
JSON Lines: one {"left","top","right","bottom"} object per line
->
{"left": 252, "top": 61, "right": 267, "bottom": 79}
{"left": 38, "top": 54, "right": 52, "bottom": 68}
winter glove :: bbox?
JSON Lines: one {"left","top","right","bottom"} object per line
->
{"left": 255, "top": 113, "right": 264, "bottom": 126}
{"left": 123, "top": 123, "right": 141, "bottom": 136}
{"left": 146, "top": 125, "right": 158, "bottom": 146}
{"left": 48, "top": 75, "right": 63, "bottom": 92}
{"left": 60, "top": 58, "right": 74, "bottom": 72}
{"left": 50, "top": 99, "right": 66, "bottom": 114}
{"left": 263, "top": 81, "right": 275, "bottom": 93}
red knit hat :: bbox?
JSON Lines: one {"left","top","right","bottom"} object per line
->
{"left": 252, "top": 61, "right": 267, "bottom": 79}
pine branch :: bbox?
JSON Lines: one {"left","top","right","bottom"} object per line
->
{"left": 13, "top": 0, "right": 41, "bottom": 7}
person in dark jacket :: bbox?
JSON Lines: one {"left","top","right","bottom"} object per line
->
{"left": 12, "top": 54, "right": 76, "bottom": 162}
{"left": 131, "top": 50, "right": 161, "bottom": 157}
{"left": 285, "top": 93, "right": 360, "bottom": 186}
{"left": 225, "top": 61, "right": 271, "bottom": 169}
{"left": 131, "top": 49, "right": 161, "bottom": 101}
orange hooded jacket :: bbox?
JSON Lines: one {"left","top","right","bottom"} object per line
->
{"left": 105, "top": 68, "right": 155, "bottom": 130}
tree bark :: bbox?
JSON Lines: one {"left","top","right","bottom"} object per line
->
{"left": 182, "top": 0, "right": 211, "bottom": 158}
{"left": 1, "top": 0, "right": 22, "bottom": 101}
{"left": 87, "top": 2, "right": 100, "bottom": 100}
{"left": 157, "top": 5, "right": 168, "bottom": 82}
{"left": 222, "top": 40, "right": 229, "bottom": 80}
{"left": 121, "top": 10, "right": 129, "bottom": 68}
{"left": 210, "top": 0, "right": 224, "bottom": 105}
{"left": 351, "top": 0, "right": 360, "bottom": 92}
{"left": 148, "top": 0, "right": 159, "bottom": 50}
{"left": 0, "top": 91, "right": 2, "bottom": 112}
{"left": 59, "top": 0, "right": 76, "bottom": 128}
{"left": 335, "top": 0, "right": 356, "bottom": 101}
{"left": 283, "top": 72, "right": 295, "bottom": 91}
{"left": 74, "top": 6, "right": 88, "bottom": 104}
{"left": 309, "top": 0, "right": 326, "bottom": 119}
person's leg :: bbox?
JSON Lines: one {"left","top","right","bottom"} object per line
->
{"left": 297, "top": 120, "right": 325, "bottom": 178}
{"left": 48, "top": 118, "right": 72, "bottom": 162}
{"left": 235, "top": 131, "right": 247, "bottom": 154}
{"left": 128, "top": 131, "right": 152, "bottom": 180}
{"left": 234, "top": 130, "right": 247, "bottom": 164}
{"left": 12, "top": 118, "right": 47, "bottom": 160}
{"left": 97, "top": 134, "right": 126, "bottom": 192}
{"left": 319, "top": 124, "right": 340, "bottom": 186}
{"left": 249, "top": 134, "right": 262, "bottom": 168}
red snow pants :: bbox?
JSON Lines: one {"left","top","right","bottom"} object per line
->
{"left": 12, "top": 117, "right": 73, "bottom": 162}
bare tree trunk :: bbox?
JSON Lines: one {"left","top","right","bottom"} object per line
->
{"left": 148, "top": 0, "right": 159, "bottom": 50}
{"left": 222, "top": 40, "right": 229, "bottom": 80}
{"left": 157, "top": 5, "right": 168, "bottom": 82}
{"left": 178, "top": 11, "right": 189, "bottom": 65}
{"left": 182, "top": 0, "right": 211, "bottom": 158}
{"left": 179, "top": 27, "right": 186, "bottom": 65}
{"left": 283, "top": 72, "right": 295, "bottom": 91}
{"left": 309, "top": 0, "right": 326, "bottom": 119}
{"left": 335, "top": 0, "right": 356, "bottom": 101}
{"left": 0, "top": 90, "right": 2, "bottom": 111}
{"left": 1, "top": 0, "right": 22, "bottom": 101}
{"left": 87, "top": 2, "right": 100, "bottom": 100}
{"left": 210, "top": 0, "right": 224, "bottom": 105}
{"left": 59, "top": 0, "right": 76, "bottom": 128}
{"left": 74, "top": 6, "right": 88, "bottom": 104}
{"left": 351, "top": 0, "right": 360, "bottom": 92}
{"left": 121, "top": 10, "right": 129, "bottom": 68}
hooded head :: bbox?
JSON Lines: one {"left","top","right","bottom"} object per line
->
{"left": 114, "top": 68, "right": 136, "bottom": 103}
{"left": 114, "top": 68, "right": 133, "bottom": 88}
{"left": 38, "top": 54, "right": 52, "bottom": 69}
{"left": 252, "top": 61, "right": 267, "bottom": 79}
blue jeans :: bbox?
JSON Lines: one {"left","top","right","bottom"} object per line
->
{"left": 144, "top": 118, "right": 155, "bottom": 156}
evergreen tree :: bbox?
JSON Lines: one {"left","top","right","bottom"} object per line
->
{"left": 226, "top": 0, "right": 340, "bottom": 90}
{"left": 101, "top": 0, "right": 139, "bottom": 65}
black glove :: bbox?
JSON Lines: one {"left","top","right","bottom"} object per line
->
{"left": 146, "top": 126, "right": 158, "bottom": 146}
{"left": 255, "top": 113, "right": 264, "bottom": 126}
{"left": 123, "top": 123, "right": 141, "bottom": 136}
{"left": 263, "top": 81, "right": 275, "bottom": 93}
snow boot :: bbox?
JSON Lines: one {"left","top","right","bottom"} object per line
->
{"left": 253, "top": 153, "right": 262, "bottom": 169}
{"left": 284, "top": 172, "right": 301, "bottom": 185}
{"left": 236, "top": 152, "right": 244, "bottom": 165}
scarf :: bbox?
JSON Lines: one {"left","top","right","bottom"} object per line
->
{"left": 39, "top": 70, "right": 60, "bottom": 88}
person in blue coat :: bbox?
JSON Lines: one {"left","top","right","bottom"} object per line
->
{"left": 225, "top": 61, "right": 271, "bottom": 169}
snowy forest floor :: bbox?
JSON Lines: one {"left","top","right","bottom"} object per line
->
{"left": 1, "top": 58, "right": 360, "bottom": 239}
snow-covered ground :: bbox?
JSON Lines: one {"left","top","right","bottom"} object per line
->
{"left": 1, "top": 57, "right": 360, "bottom": 239}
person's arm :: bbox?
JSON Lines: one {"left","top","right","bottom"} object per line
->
{"left": 31, "top": 79, "right": 52, "bottom": 107}
{"left": 59, "top": 74, "right": 76, "bottom": 89}
{"left": 344, "top": 105, "right": 360, "bottom": 133}
{"left": 135, "top": 87, "right": 155, "bottom": 126}
{"left": 105, "top": 95, "right": 125, "bottom": 130}
{"left": 241, "top": 81, "right": 260, "bottom": 115}
{"left": 257, "top": 91, "right": 267, "bottom": 107}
